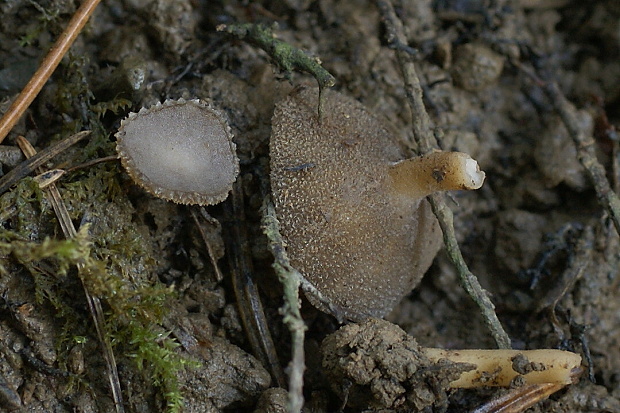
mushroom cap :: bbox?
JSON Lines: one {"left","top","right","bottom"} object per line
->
{"left": 270, "top": 87, "right": 442, "bottom": 321}
{"left": 116, "top": 98, "right": 239, "bottom": 205}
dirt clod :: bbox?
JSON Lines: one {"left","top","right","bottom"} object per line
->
{"left": 451, "top": 43, "right": 504, "bottom": 91}
{"left": 321, "top": 318, "right": 473, "bottom": 411}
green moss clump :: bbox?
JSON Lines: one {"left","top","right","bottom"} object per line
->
{"left": 0, "top": 159, "right": 193, "bottom": 411}
{"left": 119, "top": 322, "right": 198, "bottom": 413}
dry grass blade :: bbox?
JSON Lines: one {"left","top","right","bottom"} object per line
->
{"left": 16, "top": 136, "right": 125, "bottom": 413}
{"left": 0, "top": 0, "right": 102, "bottom": 144}
{"left": 0, "top": 130, "right": 90, "bottom": 195}
{"left": 470, "top": 382, "right": 566, "bottom": 413}
{"left": 33, "top": 168, "right": 65, "bottom": 189}
{"left": 224, "top": 181, "right": 286, "bottom": 388}
{"left": 375, "top": 0, "right": 511, "bottom": 349}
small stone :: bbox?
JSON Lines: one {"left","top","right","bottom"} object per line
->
{"left": 452, "top": 43, "right": 504, "bottom": 91}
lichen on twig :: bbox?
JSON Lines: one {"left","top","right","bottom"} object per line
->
{"left": 261, "top": 198, "right": 307, "bottom": 413}
{"left": 218, "top": 23, "right": 335, "bottom": 90}
{"left": 376, "top": 0, "right": 511, "bottom": 350}
{"left": 217, "top": 22, "right": 335, "bottom": 117}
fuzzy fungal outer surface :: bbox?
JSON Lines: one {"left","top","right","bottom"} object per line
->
{"left": 270, "top": 87, "right": 443, "bottom": 321}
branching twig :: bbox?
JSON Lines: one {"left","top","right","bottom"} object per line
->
{"left": 217, "top": 23, "right": 335, "bottom": 91}
{"left": 376, "top": 0, "right": 511, "bottom": 349}
{"left": 217, "top": 23, "right": 335, "bottom": 118}
{"left": 0, "top": 0, "right": 102, "bottom": 144}
{"left": 262, "top": 198, "right": 307, "bottom": 413}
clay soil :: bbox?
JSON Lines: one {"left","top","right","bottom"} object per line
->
{"left": 0, "top": 0, "right": 619, "bottom": 412}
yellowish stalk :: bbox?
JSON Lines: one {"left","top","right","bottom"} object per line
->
{"left": 422, "top": 348, "right": 582, "bottom": 388}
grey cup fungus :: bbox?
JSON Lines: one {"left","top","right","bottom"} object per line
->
{"left": 270, "top": 87, "right": 485, "bottom": 322}
{"left": 116, "top": 99, "right": 239, "bottom": 205}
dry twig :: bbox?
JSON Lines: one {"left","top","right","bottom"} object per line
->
{"left": 544, "top": 83, "right": 620, "bottom": 235}
{"left": 262, "top": 198, "right": 307, "bottom": 413}
{"left": 512, "top": 61, "right": 620, "bottom": 236}
{"left": 376, "top": 0, "right": 511, "bottom": 349}
{"left": 0, "top": 130, "right": 90, "bottom": 195}
{"left": 0, "top": 0, "right": 102, "bottom": 144}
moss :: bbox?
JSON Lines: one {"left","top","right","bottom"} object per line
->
{"left": 0, "top": 159, "right": 192, "bottom": 412}
{"left": 0, "top": 178, "right": 45, "bottom": 240}
{"left": 0, "top": 8, "right": 195, "bottom": 408}
{"left": 47, "top": 53, "right": 117, "bottom": 163}
{"left": 118, "top": 322, "right": 200, "bottom": 413}
{"left": 91, "top": 98, "right": 133, "bottom": 117}
{"left": 18, "top": 0, "right": 61, "bottom": 47}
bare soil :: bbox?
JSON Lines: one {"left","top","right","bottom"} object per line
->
{"left": 0, "top": 0, "right": 619, "bottom": 412}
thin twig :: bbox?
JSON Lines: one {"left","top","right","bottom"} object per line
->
{"left": 544, "top": 83, "right": 620, "bottom": 235}
{"left": 429, "top": 197, "right": 511, "bottom": 349}
{"left": 512, "top": 61, "right": 620, "bottom": 236}
{"left": 65, "top": 155, "right": 119, "bottom": 173}
{"left": 262, "top": 198, "right": 307, "bottom": 413}
{"left": 0, "top": 130, "right": 90, "bottom": 195}
{"left": 376, "top": 0, "right": 511, "bottom": 349}
{"left": 16, "top": 136, "right": 125, "bottom": 413}
{"left": 0, "top": 0, "right": 102, "bottom": 144}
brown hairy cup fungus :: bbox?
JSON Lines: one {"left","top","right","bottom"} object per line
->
{"left": 270, "top": 87, "right": 485, "bottom": 321}
{"left": 116, "top": 98, "right": 239, "bottom": 205}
